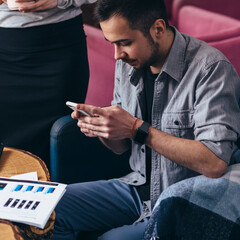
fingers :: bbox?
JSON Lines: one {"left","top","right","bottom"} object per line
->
{"left": 71, "top": 104, "right": 106, "bottom": 119}
{"left": 15, "top": 0, "right": 35, "bottom": 2}
{"left": 77, "top": 114, "right": 110, "bottom": 138}
{"left": 78, "top": 120, "right": 107, "bottom": 133}
{"left": 80, "top": 104, "right": 106, "bottom": 117}
{"left": 18, "top": 0, "right": 57, "bottom": 12}
{"left": 71, "top": 110, "right": 79, "bottom": 119}
{"left": 80, "top": 128, "right": 97, "bottom": 138}
{"left": 80, "top": 126, "right": 109, "bottom": 138}
{"left": 71, "top": 104, "right": 104, "bottom": 137}
{"left": 70, "top": 104, "right": 124, "bottom": 139}
{"left": 78, "top": 120, "right": 108, "bottom": 138}
{"left": 18, "top": 1, "right": 41, "bottom": 12}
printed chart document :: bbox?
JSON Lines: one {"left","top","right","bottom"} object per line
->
{"left": 0, "top": 174, "right": 66, "bottom": 229}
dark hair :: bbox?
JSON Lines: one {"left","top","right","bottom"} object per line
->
{"left": 95, "top": 0, "right": 169, "bottom": 36}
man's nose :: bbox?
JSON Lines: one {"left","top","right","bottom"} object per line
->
{"left": 114, "top": 45, "right": 126, "bottom": 60}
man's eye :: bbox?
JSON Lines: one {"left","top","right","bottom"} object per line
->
{"left": 121, "top": 42, "right": 131, "bottom": 46}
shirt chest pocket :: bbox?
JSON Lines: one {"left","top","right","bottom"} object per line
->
{"left": 161, "top": 111, "right": 195, "bottom": 139}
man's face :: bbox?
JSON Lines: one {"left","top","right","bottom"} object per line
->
{"left": 100, "top": 15, "right": 161, "bottom": 70}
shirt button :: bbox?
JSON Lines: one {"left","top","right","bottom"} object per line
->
{"left": 141, "top": 148, "right": 145, "bottom": 153}
{"left": 174, "top": 120, "right": 180, "bottom": 125}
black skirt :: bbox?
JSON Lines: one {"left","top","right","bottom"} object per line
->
{"left": 0, "top": 15, "right": 89, "bottom": 167}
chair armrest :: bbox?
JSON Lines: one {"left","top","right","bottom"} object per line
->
{"left": 50, "top": 115, "right": 131, "bottom": 184}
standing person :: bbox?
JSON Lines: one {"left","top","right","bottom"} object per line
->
{"left": 0, "top": 0, "right": 96, "bottom": 167}
{"left": 51, "top": 0, "right": 240, "bottom": 239}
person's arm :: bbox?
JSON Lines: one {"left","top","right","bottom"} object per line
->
{"left": 144, "top": 60, "right": 240, "bottom": 179}
{"left": 14, "top": 0, "right": 57, "bottom": 13}
{"left": 98, "top": 137, "right": 131, "bottom": 155}
{"left": 16, "top": 0, "right": 97, "bottom": 13}
{"left": 72, "top": 104, "right": 227, "bottom": 178}
{"left": 57, "top": 0, "right": 97, "bottom": 9}
{"left": 143, "top": 120, "right": 227, "bottom": 178}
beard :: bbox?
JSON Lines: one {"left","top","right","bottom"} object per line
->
{"left": 140, "top": 37, "right": 161, "bottom": 70}
{"left": 123, "top": 37, "right": 161, "bottom": 70}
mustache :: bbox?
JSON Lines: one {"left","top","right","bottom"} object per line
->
{"left": 122, "top": 58, "right": 136, "bottom": 63}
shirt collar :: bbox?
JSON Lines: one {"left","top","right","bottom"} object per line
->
{"left": 161, "top": 26, "right": 186, "bottom": 82}
{"left": 129, "top": 26, "right": 187, "bottom": 85}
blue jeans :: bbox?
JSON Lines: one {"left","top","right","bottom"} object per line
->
{"left": 51, "top": 180, "right": 149, "bottom": 240}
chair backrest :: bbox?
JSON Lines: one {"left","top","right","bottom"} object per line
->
{"left": 177, "top": 6, "right": 240, "bottom": 38}
{"left": 172, "top": 0, "right": 240, "bottom": 26}
{"left": 175, "top": 5, "right": 240, "bottom": 77}
{"left": 84, "top": 24, "right": 116, "bottom": 107}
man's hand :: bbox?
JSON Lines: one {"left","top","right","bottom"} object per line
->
{"left": 16, "top": 0, "right": 57, "bottom": 12}
{"left": 72, "top": 104, "right": 137, "bottom": 140}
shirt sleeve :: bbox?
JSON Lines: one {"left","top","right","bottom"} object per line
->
{"left": 194, "top": 60, "right": 240, "bottom": 163}
{"left": 58, "top": 0, "right": 97, "bottom": 9}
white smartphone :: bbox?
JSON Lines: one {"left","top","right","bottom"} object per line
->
{"left": 66, "top": 101, "right": 94, "bottom": 117}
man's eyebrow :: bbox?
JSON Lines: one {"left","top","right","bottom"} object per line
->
{"left": 104, "top": 37, "right": 129, "bottom": 44}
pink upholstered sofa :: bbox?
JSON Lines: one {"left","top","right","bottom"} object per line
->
{"left": 173, "top": 5, "right": 240, "bottom": 76}
{"left": 172, "top": 0, "right": 240, "bottom": 26}
{"left": 176, "top": 6, "right": 240, "bottom": 39}
{"left": 84, "top": 24, "right": 115, "bottom": 107}
{"left": 209, "top": 30, "right": 240, "bottom": 76}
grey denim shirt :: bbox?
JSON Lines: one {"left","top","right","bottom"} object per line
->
{"left": 112, "top": 27, "right": 240, "bottom": 218}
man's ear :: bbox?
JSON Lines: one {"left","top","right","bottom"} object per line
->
{"left": 150, "top": 19, "right": 166, "bottom": 40}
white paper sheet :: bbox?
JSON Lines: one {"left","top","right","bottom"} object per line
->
{"left": 0, "top": 176, "right": 66, "bottom": 228}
